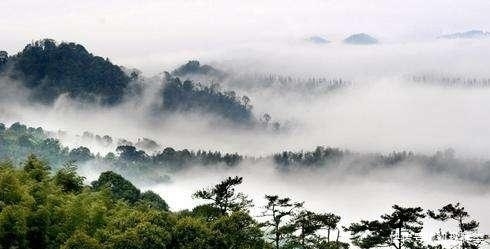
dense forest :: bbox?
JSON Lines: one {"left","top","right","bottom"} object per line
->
{"left": 161, "top": 72, "right": 255, "bottom": 124}
{"left": 273, "top": 146, "right": 490, "bottom": 185}
{"left": 2, "top": 122, "right": 490, "bottom": 185}
{"left": 0, "top": 156, "right": 487, "bottom": 249}
{"left": 0, "top": 39, "right": 131, "bottom": 105}
{"left": 0, "top": 40, "right": 271, "bottom": 125}
{"left": 0, "top": 122, "right": 242, "bottom": 183}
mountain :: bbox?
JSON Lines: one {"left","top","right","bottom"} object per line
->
{"left": 0, "top": 39, "right": 131, "bottom": 105}
{"left": 343, "top": 33, "right": 378, "bottom": 45}
{"left": 306, "top": 36, "right": 330, "bottom": 44}
{"left": 438, "top": 30, "right": 490, "bottom": 39}
{"left": 172, "top": 60, "right": 225, "bottom": 79}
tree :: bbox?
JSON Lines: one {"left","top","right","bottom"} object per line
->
{"left": 193, "top": 176, "right": 252, "bottom": 216}
{"left": 171, "top": 217, "right": 214, "bottom": 249}
{"left": 54, "top": 163, "right": 85, "bottom": 193}
{"left": 262, "top": 195, "right": 303, "bottom": 249}
{"left": 138, "top": 190, "right": 169, "bottom": 211}
{"left": 0, "top": 51, "right": 7, "bottom": 69}
{"left": 428, "top": 203, "right": 489, "bottom": 249}
{"left": 6, "top": 39, "right": 130, "bottom": 105}
{"left": 23, "top": 155, "right": 51, "bottom": 182}
{"left": 345, "top": 205, "right": 425, "bottom": 249}
{"left": 91, "top": 171, "right": 141, "bottom": 203}
{"left": 212, "top": 211, "right": 266, "bottom": 249}
{"left": 289, "top": 210, "right": 343, "bottom": 248}
{"left": 116, "top": 145, "right": 148, "bottom": 162}
{"left": 61, "top": 230, "right": 102, "bottom": 249}
{"left": 68, "top": 147, "right": 94, "bottom": 162}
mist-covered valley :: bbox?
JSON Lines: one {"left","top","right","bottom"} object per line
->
{"left": 1, "top": 33, "right": 490, "bottom": 249}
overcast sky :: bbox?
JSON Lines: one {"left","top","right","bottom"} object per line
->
{"left": 1, "top": 0, "right": 490, "bottom": 73}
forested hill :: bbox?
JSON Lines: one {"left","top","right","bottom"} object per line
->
{"left": 171, "top": 60, "right": 225, "bottom": 79}
{"left": 0, "top": 40, "right": 268, "bottom": 125}
{"left": 161, "top": 72, "right": 255, "bottom": 124}
{"left": 0, "top": 39, "right": 131, "bottom": 105}
{"left": 2, "top": 122, "right": 490, "bottom": 186}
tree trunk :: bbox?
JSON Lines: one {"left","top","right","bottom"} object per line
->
{"left": 398, "top": 227, "right": 402, "bottom": 249}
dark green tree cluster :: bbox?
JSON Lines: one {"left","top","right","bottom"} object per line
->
{"left": 0, "top": 122, "right": 243, "bottom": 174}
{"left": 0, "top": 122, "right": 68, "bottom": 166}
{"left": 162, "top": 72, "right": 254, "bottom": 124}
{"left": 0, "top": 156, "right": 261, "bottom": 249}
{"left": 114, "top": 145, "right": 243, "bottom": 169}
{"left": 1, "top": 39, "right": 130, "bottom": 105}
{"left": 273, "top": 146, "right": 345, "bottom": 167}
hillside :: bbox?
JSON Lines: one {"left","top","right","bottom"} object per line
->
{"left": 0, "top": 39, "right": 131, "bottom": 105}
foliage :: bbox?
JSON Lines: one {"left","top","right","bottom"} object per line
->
{"left": 193, "top": 176, "right": 252, "bottom": 216}
{"left": 0, "top": 122, "right": 68, "bottom": 166}
{"left": 2, "top": 39, "right": 130, "bottom": 105}
{"left": 428, "top": 203, "right": 489, "bottom": 249}
{"left": 0, "top": 155, "right": 487, "bottom": 249}
{"left": 262, "top": 195, "right": 304, "bottom": 249}
{"left": 171, "top": 60, "right": 225, "bottom": 78}
{"left": 91, "top": 171, "right": 141, "bottom": 204}
{"left": 54, "top": 163, "right": 85, "bottom": 193}
{"left": 345, "top": 205, "right": 426, "bottom": 249}
{"left": 162, "top": 73, "right": 254, "bottom": 124}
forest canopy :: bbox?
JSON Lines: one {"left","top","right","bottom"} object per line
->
{"left": 0, "top": 39, "right": 131, "bottom": 105}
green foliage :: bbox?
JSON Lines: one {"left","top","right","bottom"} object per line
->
{"left": 61, "top": 230, "right": 102, "bottom": 249}
{"left": 3, "top": 39, "right": 130, "bottom": 105}
{"left": 54, "top": 163, "right": 85, "bottom": 193}
{"left": 0, "top": 156, "right": 487, "bottom": 249}
{"left": 138, "top": 190, "right": 169, "bottom": 211}
{"left": 262, "top": 195, "right": 304, "bottom": 249}
{"left": 0, "top": 122, "right": 69, "bottom": 167}
{"left": 92, "top": 171, "right": 141, "bottom": 204}
{"left": 193, "top": 176, "right": 252, "bottom": 216}
{"left": 345, "top": 205, "right": 426, "bottom": 249}
{"left": 162, "top": 73, "right": 253, "bottom": 124}
{"left": 172, "top": 217, "right": 215, "bottom": 249}
{"left": 68, "top": 147, "right": 94, "bottom": 163}
{"left": 212, "top": 211, "right": 265, "bottom": 249}
{"left": 23, "top": 154, "right": 51, "bottom": 182}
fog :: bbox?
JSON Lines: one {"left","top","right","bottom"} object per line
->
{"left": 76, "top": 158, "right": 490, "bottom": 244}
{"left": 2, "top": 0, "right": 490, "bottom": 74}
{"left": 2, "top": 1, "right": 490, "bottom": 245}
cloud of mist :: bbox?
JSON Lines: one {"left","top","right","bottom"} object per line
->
{"left": 96, "top": 158, "right": 488, "bottom": 244}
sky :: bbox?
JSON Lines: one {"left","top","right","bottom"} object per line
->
{"left": 2, "top": 0, "right": 490, "bottom": 74}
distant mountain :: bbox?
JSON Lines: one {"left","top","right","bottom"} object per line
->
{"left": 438, "top": 30, "right": 490, "bottom": 39}
{"left": 172, "top": 60, "right": 225, "bottom": 78}
{"left": 306, "top": 36, "right": 330, "bottom": 44}
{"left": 343, "top": 33, "right": 378, "bottom": 45}
{"left": 0, "top": 39, "right": 131, "bottom": 105}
